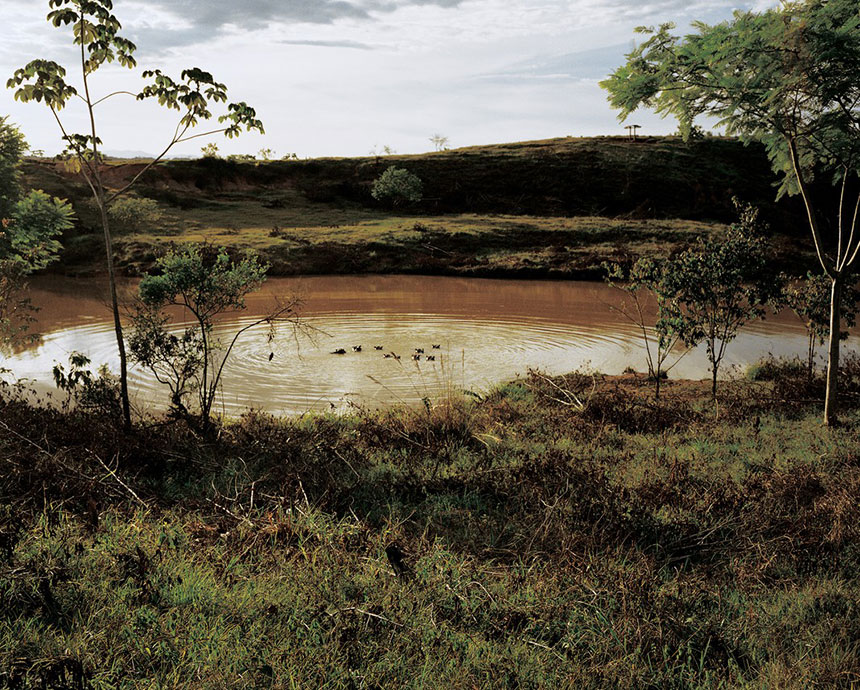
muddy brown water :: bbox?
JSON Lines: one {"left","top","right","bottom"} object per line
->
{"left": 3, "top": 274, "right": 850, "bottom": 415}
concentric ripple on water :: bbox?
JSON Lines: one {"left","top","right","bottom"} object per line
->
{"left": 5, "top": 274, "right": 851, "bottom": 415}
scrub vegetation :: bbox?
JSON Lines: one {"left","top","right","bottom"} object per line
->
{"left": 2, "top": 364, "right": 860, "bottom": 688}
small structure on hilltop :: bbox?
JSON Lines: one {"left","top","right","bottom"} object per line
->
{"left": 625, "top": 124, "right": 642, "bottom": 140}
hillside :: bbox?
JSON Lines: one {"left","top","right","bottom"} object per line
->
{"left": 22, "top": 136, "right": 817, "bottom": 278}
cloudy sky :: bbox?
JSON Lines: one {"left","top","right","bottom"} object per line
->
{"left": 1, "top": 0, "right": 777, "bottom": 158}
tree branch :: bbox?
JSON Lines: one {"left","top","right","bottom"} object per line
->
{"left": 91, "top": 90, "right": 139, "bottom": 107}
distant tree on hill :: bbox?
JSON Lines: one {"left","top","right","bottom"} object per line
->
{"left": 106, "top": 196, "right": 162, "bottom": 234}
{"left": 371, "top": 166, "right": 423, "bottom": 207}
{"left": 429, "top": 134, "right": 449, "bottom": 151}
{"left": 200, "top": 143, "right": 220, "bottom": 159}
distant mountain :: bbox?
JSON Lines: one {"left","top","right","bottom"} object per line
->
{"left": 102, "top": 149, "right": 156, "bottom": 159}
{"left": 102, "top": 149, "right": 194, "bottom": 160}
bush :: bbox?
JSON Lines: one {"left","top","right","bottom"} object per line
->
{"left": 370, "top": 166, "right": 423, "bottom": 207}
{"left": 106, "top": 197, "right": 162, "bottom": 234}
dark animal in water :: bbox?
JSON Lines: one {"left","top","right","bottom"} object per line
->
{"left": 352, "top": 345, "right": 362, "bottom": 352}
{"left": 414, "top": 348, "right": 424, "bottom": 354}
{"left": 331, "top": 348, "right": 347, "bottom": 355}
{"left": 268, "top": 352, "right": 274, "bottom": 361}
{"left": 426, "top": 355, "right": 435, "bottom": 361}
{"left": 412, "top": 353, "right": 421, "bottom": 361}
{"left": 431, "top": 344, "right": 441, "bottom": 349}
{"left": 374, "top": 345, "right": 384, "bottom": 350}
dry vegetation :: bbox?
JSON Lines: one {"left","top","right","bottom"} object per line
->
{"left": 2, "top": 360, "right": 860, "bottom": 688}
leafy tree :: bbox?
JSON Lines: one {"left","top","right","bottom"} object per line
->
{"left": 200, "top": 143, "right": 220, "bottom": 159}
{"left": 129, "top": 245, "right": 298, "bottom": 433}
{"left": 0, "top": 116, "right": 27, "bottom": 220}
{"left": 601, "top": 0, "right": 860, "bottom": 424}
{"left": 371, "top": 166, "right": 423, "bottom": 207}
{"left": 659, "top": 203, "right": 777, "bottom": 400}
{"left": 781, "top": 272, "right": 859, "bottom": 380}
{"left": 604, "top": 257, "right": 686, "bottom": 400}
{"left": 0, "top": 118, "right": 75, "bottom": 349}
{"left": 429, "top": 134, "right": 449, "bottom": 152}
{"left": 8, "top": 0, "right": 264, "bottom": 427}
{"left": 106, "top": 196, "right": 162, "bottom": 234}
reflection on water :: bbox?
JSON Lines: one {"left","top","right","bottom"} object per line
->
{"left": 3, "top": 274, "right": 854, "bottom": 415}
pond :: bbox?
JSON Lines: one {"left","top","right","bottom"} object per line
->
{"left": 3, "top": 274, "right": 849, "bottom": 415}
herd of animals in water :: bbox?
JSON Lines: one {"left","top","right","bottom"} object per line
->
{"left": 329, "top": 344, "right": 442, "bottom": 361}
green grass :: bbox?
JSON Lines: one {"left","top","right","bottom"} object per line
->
{"left": 114, "top": 212, "right": 726, "bottom": 277}
{"left": 2, "top": 366, "right": 860, "bottom": 688}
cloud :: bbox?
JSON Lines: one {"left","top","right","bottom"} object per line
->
{"left": 278, "top": 39, "right": 378, "bottom": 50}
{"left": 482, "top": 43, "right": 633, "bottom": 83}
{"left": 109, "top": 0, "right": 468, "bottom": 52}
{"left": 139, "top": 0, "right": 465, "bottom": 32}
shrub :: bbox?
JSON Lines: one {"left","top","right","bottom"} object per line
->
{"left": 370, "top": 166, "right": 423, "bottom": 207}
{"left": 106, "top": 197, "right": 162, "bottom": 234}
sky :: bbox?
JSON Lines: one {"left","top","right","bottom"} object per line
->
{"left": 1, "top": 0, "right": 779, "bottom": 159}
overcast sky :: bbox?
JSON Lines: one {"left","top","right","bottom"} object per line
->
{"left": 1, "top": 0, "right": 778, "bottom": 158}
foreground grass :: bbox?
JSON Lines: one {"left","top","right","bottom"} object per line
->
{"left": 2, "top": 370, "right": 860, "bottom": 688}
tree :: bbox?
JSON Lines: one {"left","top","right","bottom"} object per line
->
{"left": 0, "top": 118, "right": 75, "bottom": 349}
{"left": 429, "top": 134, "right": 449, "bottom": 151}
{"left": 8, "top": 0, "right": 264, "bottom": 428}
{"left": 1, "top": 192, "right": 75, "bottom": 348}
{"left": 781, "top": 272, "right": 858, "bottom": 380}
{"left": 128, "top": 245, "right": 298, "bottom": 433}
{"left": 600, "top": 0, "right": 860, "bottom": 424}
{"left": 106, "top": 196, "right": 162, "bottom": 234}
{"left": 200, "top": 142, "right": 220, "bottom": 159}
{"left": 371, "top": 166, "right": 423, "bottom": 207}
{"left": 659, "top": 203, "right": 777, "bottom": 400}
{"left": 604, "top": 257, "right": 686, "bottom": 400}
{"left": 0, "top": 116, "right": 27, "bottom": 220}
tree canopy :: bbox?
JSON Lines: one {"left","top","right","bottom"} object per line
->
{"left": 0, "top": 118, "right": 75, "bottom": 349}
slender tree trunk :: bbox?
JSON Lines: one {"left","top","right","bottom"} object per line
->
{"left": 97, "top": 198, "right": 131, "bottom": 428}
{"left": 807, "top": 332, "right": 815, "bottom": 383}
{"left": 824, "top": 275, "right": 843, "bottom": 426}
{"left": 655, "top": 369, "right": 661, "bottom": 401}
{"left": 709, "top": 336, "right": 718, "bottom": 401}
{"left": 711, "top": 365, "right": 718, "bottom": 401}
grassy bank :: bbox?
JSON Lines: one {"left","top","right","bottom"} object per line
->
{"left": 2, "top": 366, "right": 859, "bottom": 688}
{"left": 23, "top": 136, "right": 818, "bottom": 279}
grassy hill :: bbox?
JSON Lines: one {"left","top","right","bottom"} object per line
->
{"left": 22, "top": 136, "right": 816, "bottom": 278}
